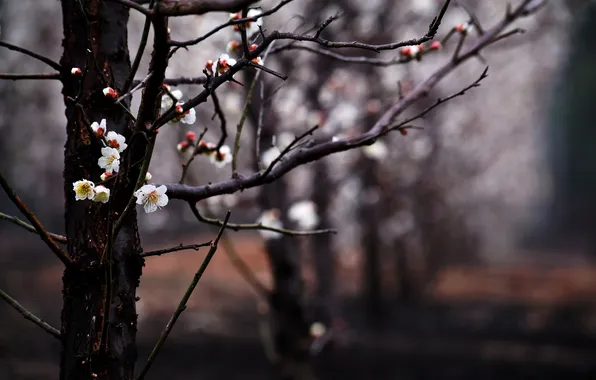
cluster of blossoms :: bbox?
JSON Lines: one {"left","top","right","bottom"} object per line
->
{"left": 256, "top": 200, "right": 319, "bottom": 240}
{"left": 160, "top": 85, "right": 196, "bottom": 124}
{"left": 177, "top": 131, "right": 233, "bottom": 168}
{"left": 203, "top": 8, "right": 265, "bottom": 78}
{"left": 72, "top": 117, "right": 167, "bottom": 213}
{"left": 400, "top": 40, "right": 442, "bottom": 59}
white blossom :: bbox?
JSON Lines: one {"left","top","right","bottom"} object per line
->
{"left": 212, "top": 54, "right": 237, "bottom": 76}
{"left": 226, "top": 40, "right": 241, "bottom": 55}
{"left": 363, "top": 140, "right": 388, "bottom": 161}
{"left": 98, "top": 147, "right": 120, "bottom": 173}
{"left": 73, "top": 180, "right": 95, "bottom": 201}
{"left": 261, "top": 146, "right": 281, "bottom": 169}
{"left": 145, "top": 172, "right": 152, "bottom": 181}
{"left": 134, "top": 184, "right": 169, "bottom": 213}
{"left": 71, "top": 67, "right": 82, "bottom": 76}
{"left": 92, "top": 185, "right": 110, "bottom": 203}
{"left": 102, "top": 87, "right": 118, "bottom": 99}
{"left": 105, "top": 131, "right": 128, "bottom": 153}
{"left": 100, "top": 172, "right": 113, "bottom": 181}
{"left": 309, "top": 322, "right": 327, "bottom": 338}
{"left": 256, "top": 209, "right": 283, "bottom": 240}
{"left": 245, "top": 8, "right": 263, "bottom": 36}
{"left": 175, "top": 102, "right": 196, "bottom": 124}
{"left": 209, "top": 145, "right": 233, "bottom": 168}
{"left": 91, "top": 119, "right": 107, "bottom": 137}
{"left": 288, "top": 200, "right": 319, "bottom": 230}
{"left": 161, "top": 88, "right": 183, "bottom": 113}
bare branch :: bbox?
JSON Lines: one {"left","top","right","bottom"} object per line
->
{"left": 170, "top": 0, "right": 294, "bottom": 47}
{"left": 163, "top": 0, "right": 537, "bottom": 203}
{"left": 0, "top": 172, "right": 72, "bottom": 265}
{"left": 0, "top": 288, "right": 61, "bottom": 339}
{"left": 141, "top": 242, "right": 212, "bottom": 258}
{"left": 0, "top": 41, "right": 62, "bottom": 71}
{"left": 0, "top": 212, "right": 67, "bottom": 243}
{"left": 105, "top": 0, "right": 153, "bottom": 16}
{"left": 136, "top": 211, "right": 231, "bottom": 380}
{"left": 189, "top": 202, "right": 336, "bottom": 236}
{"left": 0, "top": 73, "right": 61, "bottom": 81}
{"left": 157, "top": 0, "right": 260, "bottom": 16}
{"left": 122, "top": 0, "right": 157, "bottom": 94}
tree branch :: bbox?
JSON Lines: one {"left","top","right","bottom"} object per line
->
{"left": 136, "top": 211, "right": 231, "bottom": 380}
{"left": 140, "top": 242, "right": 212, "bottom": 258}
{"left": 189, "top": 202, "right": 336, "bottom": 236}
{"left": 0, "top": 41, "right": 62, "bottom": 71}
{"left": 162, "top": 0, "right": 536, "bottom": 203}
{"left": 0, "top": 288, "right": 61, "bottom": 339}
{"left": 0, "top": 172, "right": 72, "bottom": 265}
{"left": 0, "top": 73, "right": 61, "bottom": 80}
{"left": 0, "top": 212, "right": 67, "bottom": 243}
{"left": 156, "top": 0, "right": 260, "bottom": 16}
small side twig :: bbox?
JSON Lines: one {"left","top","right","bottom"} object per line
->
{"left": 136, "top": 211, "right": 231, "bottom": 380}
{"left": 0, "top": 41, "right": 62, "bottom": 71}
{"left": 0, "top": 288, "right": 61, "bottom": 339}
{"left": 0, "top": 73, "right": 61, "bottom": 81}
{"left": 189, "top": 202, "right": 335, "bottom": 236}
{"left": 0, "top": 171, "right": 71, "bottom": 265}
{"left": 0, "top": 212, "right": 67, "bottom": 243}
{"left": 141, "top": 242, "right": 212, "bottom": 258}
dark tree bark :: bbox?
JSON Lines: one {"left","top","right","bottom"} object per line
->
{"left": 60, "top": 2, "right": 144, "bottom": 379}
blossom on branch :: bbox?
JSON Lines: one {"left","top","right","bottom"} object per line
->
{"left": 145, "top": 172, "right": 152, "bottom": 182}
{"left": 177, "top": 140, "right": 190, "bottom": 153}
{"left": 98, "top": 147, "right": 120, "bottom": 174}
{"left": 134, "top": 184, "right": 169, "bottom": 213}
{"left": 106, "top": 131, "right": 128, "bottom": 153}
{"left": 400, "top": 45, "right": 423, "bottom": 58}
{"left": 288, "top": 200, "right": 319, "bottom": 230}
{"left": 226, "top": 40, "right": 241, "bottom": 55}
{"left": 230, "top": 8, "right": 263, "bottom": 37}
{"left": 211, "top": 54, "right": 237, "bottom": 76}
{"left": 363, "top": 140, "right": 388, "bottom": 161}
{"left": 91, "top": 119, "right": 107, "bottom": 138}
{"left": 70, "top": 67, "right": 82, "bottom": 76}
{"left": 256, "top": 209, "right": 283, "bottom": 240}
{"left": 174, "top": 102, "right": 196, "bottom": 124}
{"left": 209, "top": 145, "right": 233, "bottom": 168}
{"left": 92, "top": 185, "right": 110, "bottom": 203}
{"left": 102, "top": 87, "right": 118, "bottom": 99}
{"left": 73, "top": 179, "right": 95, "bottom": 201}
{"left": 160, "top": 86, "right": 183, "bottom": 113}
{"left": 100, "top": 172, "right": 113, "bottom": 181}
{"left": 455, "top": 22, "right": 473, "bottom": 34}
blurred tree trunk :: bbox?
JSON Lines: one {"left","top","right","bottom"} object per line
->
{"left": 248, "top": 72, "right": 313, "bottom": 378}
{"left": 60, "top": 2, "right": 143, "bottom": 379}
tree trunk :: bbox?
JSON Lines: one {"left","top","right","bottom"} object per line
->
{"left": 60, "top": 1, "right": 143, "bottom": 379}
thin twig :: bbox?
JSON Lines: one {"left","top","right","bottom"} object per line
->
{"left": 261, "top": 125, "right": 318, "bottom": 177}
{"left": 136, "top": 211, "right": 231, "bottom": 380}
{"left": 117, "top": 72, "right": 153, "bottom": 103}
{"left": 0, "top": 172, "right": 71, "bottom": 265}
{"left": 0, "top": 73, "right": 61, "bottom": 80}
{"left": 179, "top": 127, "right": 209, "bottom": 184}
{"left": 141, "top": 242, "right": 212, "bottom": 258}
{"left": 122, "top": 0, "right": 157, "bottom": 94}
{"left": 388, "top": 67, "right": 489, "bottom": 134}
{"left": 221, "top": 235, "right": 269, "bottom": 298}
{"left": 105, "top": 0, "right": 153, "bottom": 16}
{"left": 189, "top": 202, "right": 335, "bottom": 236}
{"left": 169, "top": 0, "right": 294, "bottom": 47}
{"left": 211, "top": 92, "right": 228, "bottom": 151}
{"left": 0, "top": 288, "right": 61, "bottom": 339}
{"left": 0, "top": 41, "right": 62, "bottom": 71}
{"left": 0, "top": 212, "right": 67, "bottom": 243}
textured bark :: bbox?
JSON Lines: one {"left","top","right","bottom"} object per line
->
{"left": 60, "top": 1, "right": 143, "bottom": 379}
